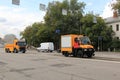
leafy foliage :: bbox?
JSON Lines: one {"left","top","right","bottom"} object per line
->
{"left": 45, "top": 0, "right": 85, "bottom": 35}
{"left": 21, "top": 0, "right": 115, "bottom": 51}
{"left": 112, "top": 0, "right": 120, "bottom": 10}
{"left": 21, "top": 22, "right": 45, "bottom": 47}
{"left": 81, "top": 13, "right": 114, "bottom": 50}
{"left": 111, "top": 38, "right": 120, "bottom": 50}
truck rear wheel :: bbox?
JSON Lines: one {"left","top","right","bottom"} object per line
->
{"left": 5, "top": 48, "right": 8, "bottom": 53}
{"left": 62, "top": 52, "right": 69, "bottom": 57}
{"left": 64, "top": 53, "right": 69, "bottom": 57}
{"left": 14, "top": 48, "right": 18, "bottom": 53}
{"left": 7, "top": 49, "right": 10, "bottom": 53}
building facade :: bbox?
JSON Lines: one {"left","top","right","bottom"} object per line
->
{"left": 104, "top": 11, "right": 120, "bottom": 39}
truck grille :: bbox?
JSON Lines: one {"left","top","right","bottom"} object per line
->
{"left": 19, "top": 47, "right": 25, "bottom": 51}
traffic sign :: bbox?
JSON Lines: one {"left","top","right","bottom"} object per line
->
{"left": 98, "top": 36, "right": 102, "bottom": 40}
{"left": 40, "top": 3, "right": 46, "bottom": 11}
{"left": 93, "top": 16, "right": 97, "bottom": 23}
{"left": 55, "top": 29, "right": 60, "bottom": 34}
{"left": 62, "top": 9, "right": 67, "bottom": 15}
{"left": 12, "top": 0, "right": 20, "bottom": 5}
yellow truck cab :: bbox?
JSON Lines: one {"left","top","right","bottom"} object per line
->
{"left": 5, "top": 39, "right": 26, "bottom": 53}
{"left": 61, "top": 34, "right": 95, "bottom": 58}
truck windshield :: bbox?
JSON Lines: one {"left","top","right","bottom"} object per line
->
{"left": 80, "top": 36, "right": 91, "bottom": 45}
{"left": 17, "top": 42, "right": 26, "bottom": 46}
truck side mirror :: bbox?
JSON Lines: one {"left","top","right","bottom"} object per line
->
{"left": 91, "top": 42, "right": 94, "bottom": 45}
{"left": 23, "top": 43, "right": 26, "bottom": 46}
{"left": 16, "top": 42, "right": 18, "bottom": 45}
{"left": 74, "top": 37, "right": 79, "bottom": 42}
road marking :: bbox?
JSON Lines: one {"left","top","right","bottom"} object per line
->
{"left": 84, "top": 58, "right": 120, "bottom": 64}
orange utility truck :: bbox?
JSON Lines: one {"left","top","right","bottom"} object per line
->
{"left": 5, "top": 39, "right": 26, "bottom": 53}
{"left": 61, "top": 34, "right": 95, "bottom": 58}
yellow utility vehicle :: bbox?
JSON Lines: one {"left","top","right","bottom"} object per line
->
{"left": 5, "top": 39, "right": 26, "bottom": 53}
{"left": 61, "top": 34, "right": 95, "bottom": 58}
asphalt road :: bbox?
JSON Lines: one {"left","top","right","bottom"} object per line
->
{"left": 0, "top": 48, "right": 120, "bottom": 80}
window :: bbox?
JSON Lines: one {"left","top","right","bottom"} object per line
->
{"left": 116, "top": 37, "right": 119, "bottom": 40}
{"left": 116, "top": 24, "right": 119, "bottom": 31}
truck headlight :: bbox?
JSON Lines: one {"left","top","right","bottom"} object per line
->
{"left": 89, "top": 49, "right": 92, "bottom": 51}
{"left": 84, "top": 49, "right": 87, "bottom": 51}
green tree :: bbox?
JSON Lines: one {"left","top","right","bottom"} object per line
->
{"left": 111, "top": 38, "right": 120, "bottom": 51}
{"left": 44, "top": 0, "right": 85, "bottom": 49}
{"left": 45, "top": 0, "right": 85, "bottom": 34}
{"left": 81, "top": 13, "right": 114, "bottom": 50}
{"left": 112, "top": 0, "right": 120, "bottom": 10}
{"left": 21, "top": 22, "right": 45, "bottom": 47}
{"left": 21, "top": 0, "right": 115, "bottom": 51}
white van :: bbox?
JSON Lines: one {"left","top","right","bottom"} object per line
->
{"left": 37, "top": 42, "right": 54, "bottom": 52}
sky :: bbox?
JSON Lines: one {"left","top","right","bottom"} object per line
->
{"left": 0, "top": 0, "right": 116, "bottom": 39}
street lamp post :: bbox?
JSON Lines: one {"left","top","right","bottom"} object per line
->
{"left": 79, "top": 20, "right": 81, "bottom": 34}
{"left": 62, "top": 9, "right": 67, "bottom": 34}
{"left": 55, "top": 29, "right": 60, "bottom": 50}
{"left": 93, "top": 16, "right": 103, "bottom": 51}
{"left": 93, "top": 16, "right": 101, "bottom": 51}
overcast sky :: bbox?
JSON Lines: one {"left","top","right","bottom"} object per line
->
{"left": 0, "top": 0, "right": 116, "bottom": 38}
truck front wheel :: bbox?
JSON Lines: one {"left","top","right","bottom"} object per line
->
{"left": 87, "top": 53, "right": 93, "bottom": 58}
{"left": 22, "top": 50, "right": 26, "bottom": 53}
{"left": 77, "top": 50, "right": 84, "bottom": 58}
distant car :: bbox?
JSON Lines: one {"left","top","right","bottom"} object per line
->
{"left": 37, "top": 42, "right": 54, "bottom": 52}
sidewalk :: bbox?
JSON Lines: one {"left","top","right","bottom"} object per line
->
{"left": 94, "top": 52, "right": 120, "bottom": 61}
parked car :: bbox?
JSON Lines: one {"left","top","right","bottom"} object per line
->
{"left": 37, "top": 42, "right": 54, "bottom": 52}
